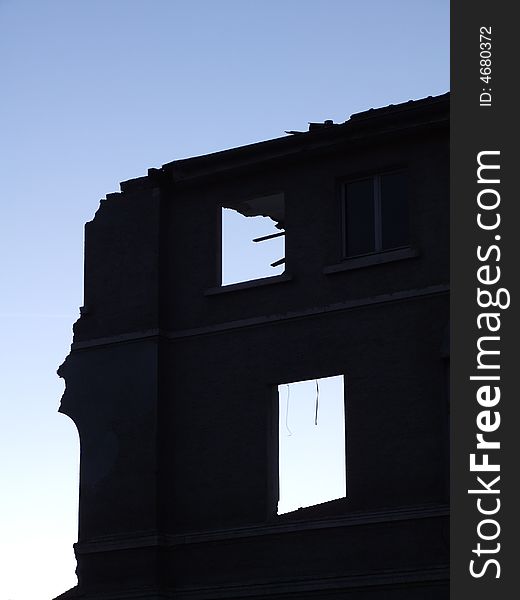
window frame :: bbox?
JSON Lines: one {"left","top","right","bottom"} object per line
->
{"left": 341, "top": 169, "right": 410, "bottom": 259}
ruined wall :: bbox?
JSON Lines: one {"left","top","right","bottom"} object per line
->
{"left": 56, "top": 96, "right": 449, "bottom": 599}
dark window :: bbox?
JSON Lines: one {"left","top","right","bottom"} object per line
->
{"left": 344, "top": 172, "right": 409, "bottom": 257}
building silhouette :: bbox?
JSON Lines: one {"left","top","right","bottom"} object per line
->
{"left": 56, "top": 93, "right": 449, "bottom": 599}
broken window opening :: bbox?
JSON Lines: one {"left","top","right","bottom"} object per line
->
{"left": 277, "top": 375, "right": 346, "bottom": 515}
{"left": 221, "top": 193, "right": 285, "bottom": 286}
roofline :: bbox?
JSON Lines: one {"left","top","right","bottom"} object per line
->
{"left": 121, "top": 92, "right": 449, "bottom": 192}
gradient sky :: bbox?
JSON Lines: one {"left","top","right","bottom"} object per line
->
{"left": 0, "top": 2, "right": 449, "bottom": 598}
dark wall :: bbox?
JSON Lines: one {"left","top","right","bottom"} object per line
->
{"left": 164, "top": 128, "right": 448, "bottom": 332}
{"left": 164, "top": 294, "right": 449, "bottom": 533}
{"left": 56, "top": 102, "right": 449, "bottom": 599}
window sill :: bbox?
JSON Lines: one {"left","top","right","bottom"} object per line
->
{"left": 323, "top": 247, "right": 418, "bottom": 274}
{"left": 205, "top": 273, "right": 292, "bottom": 296}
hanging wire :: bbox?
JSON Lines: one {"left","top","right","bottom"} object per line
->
{"left": 285, "top": 384, "right": 293, "bottom": 436}
{"left": 314, "top": 379, "right": 320, "bottom": 426}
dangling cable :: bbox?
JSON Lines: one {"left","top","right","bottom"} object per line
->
{"left": 285, "top": 384, "right": 293, "bottom": 436}
{"left": 314, "top": 379, "right": 320, "bottom": 426}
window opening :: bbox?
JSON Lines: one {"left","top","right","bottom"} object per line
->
{"left": 222, "top": 193, "right": 285, "bottom": 285}
{"left": 344, "top": 172, "right": 409, "bottom": 257}
{"left": 277, "top": 375, "right": 346, "bottom": 515}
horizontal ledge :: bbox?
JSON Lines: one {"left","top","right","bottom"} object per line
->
{"left": 74, "top": 504, "right": 449, "bottom": 554}
{"left": 167, "top": 503, "right": 449, "bottom": 546}
{"left": 324, "top": 247, "right": 419, "bottom": 274}
{"left": 205, "top": 273, "right": 292, "bottom": 295}
{"left": 169, "top": 567, "right": 449, "bottom": 599}
{"left": 70, "top": 283, "right": 449, "bottom": 350}
{"left": 54, "top": 567, "right": 449, "bottom": 600}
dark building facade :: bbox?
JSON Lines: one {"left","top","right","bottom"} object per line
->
{"left": 56, "top": 93, "right": 449, "bottom": 599}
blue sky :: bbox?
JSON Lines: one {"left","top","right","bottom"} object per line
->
{"left": 0, "top": 2, "right": 449, "bottom": 598}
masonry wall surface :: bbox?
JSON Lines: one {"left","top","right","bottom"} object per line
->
{"left": 56, "top": 95, "right": 449, "bottom": 600}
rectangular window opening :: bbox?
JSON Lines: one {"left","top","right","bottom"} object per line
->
{"left": 222, "top": 193, "right": 285, "bottom": 286}
{"left": 344, "top": 172, "right": 409, "bottom": 258}
{"left": 277, "top": 374, "right": 346, "bottom": 515}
